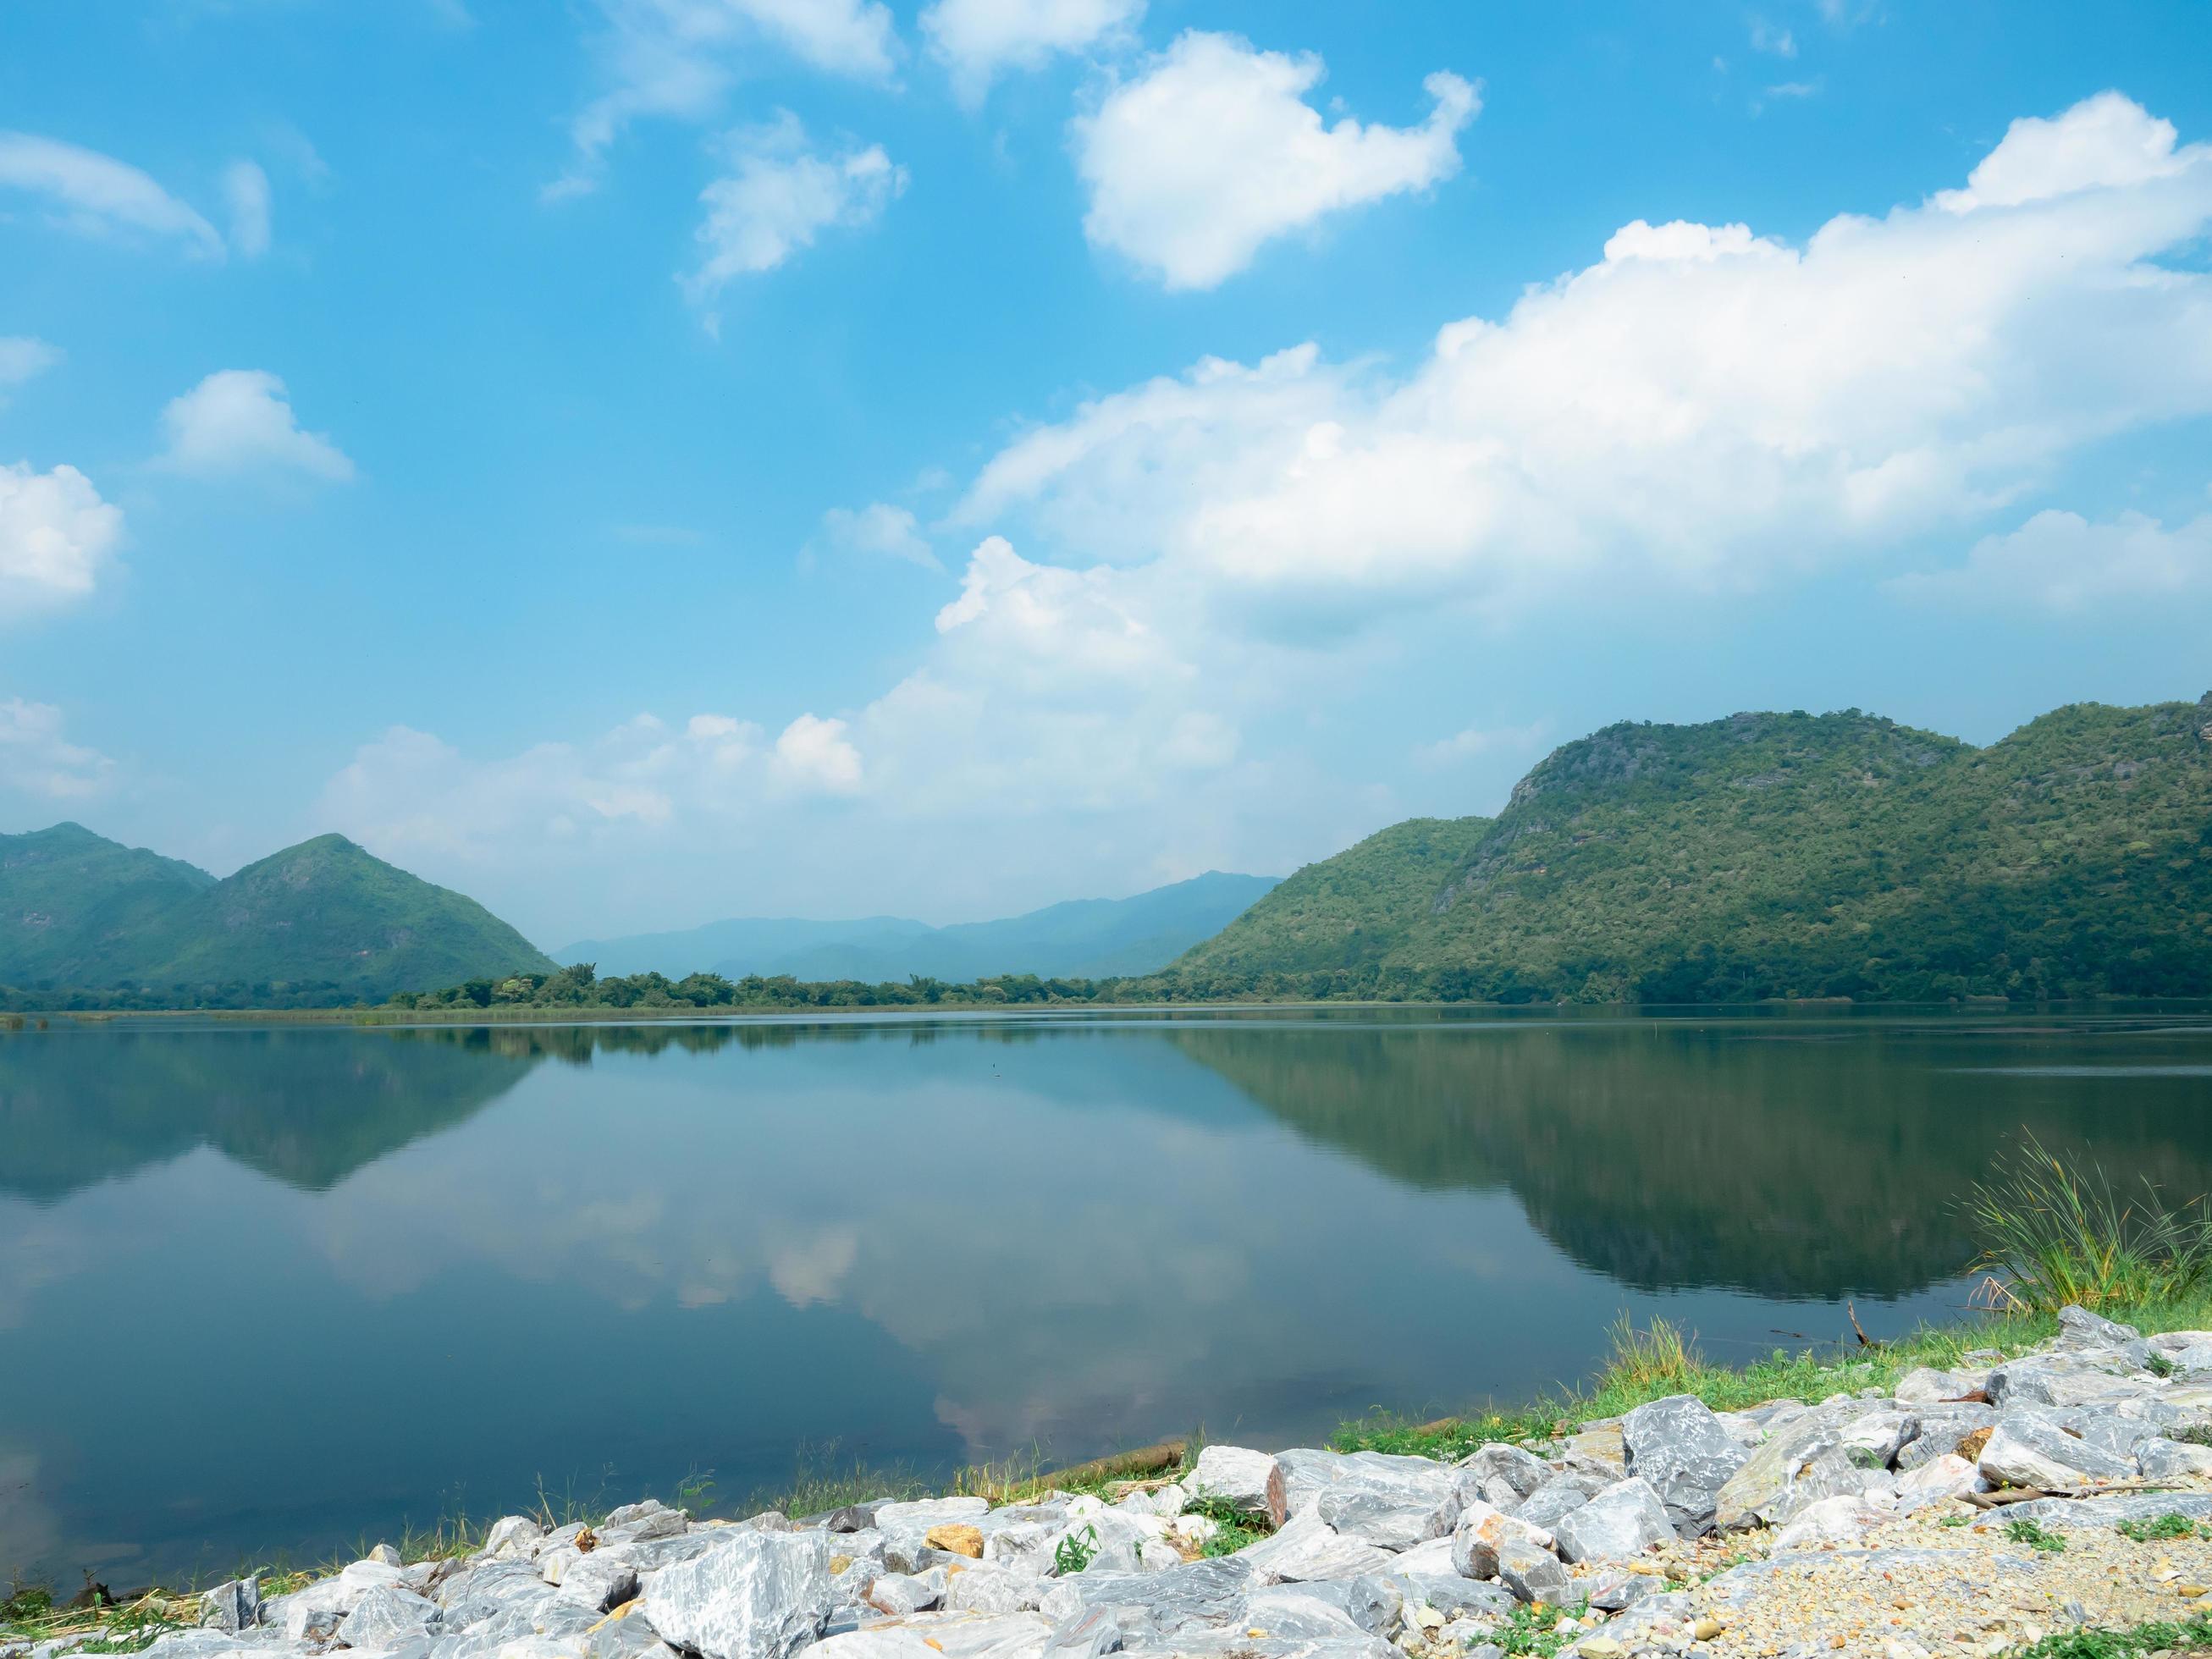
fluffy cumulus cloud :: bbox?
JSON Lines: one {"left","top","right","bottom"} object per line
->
{"left": 0, "top": 698, "right": 115, "bottom": 799}
{"left": 682, "top": 114, "right": 905, "bottom": 318}
{"left": 552, "top": 0, "right": 896, "bottom": 195}
{"left": 770, "top": 713, "right": 863, "bottom": 794}
{"left": 0, "top": 131, "right": 223, "bottom": 256}
{"left": 1891, "top": 506, "right": 2212, "bottom": 612}
{"left": 1073, "top": 31, "right": 1478, "bottom": 289}
{"left": 155, "top": 370, "right": 355, "bottom": 482}
{"left": 0, "top": 461, "right": 123, "bottom": 620}
{"left": 921, "top": 0, "right": 1143, "bottom": 102}
{"left": 318, "top": 708, "right": 866, "bottom": 864}
{"left": 970, "top": 92, "right": 2212, "bottom": 616}
{"left": 819, "top": 502, "right": 940, "bottom": 569}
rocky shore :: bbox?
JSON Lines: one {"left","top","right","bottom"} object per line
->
{"left": 40, "top": 1308, "right": 2212, "bottom": 1659}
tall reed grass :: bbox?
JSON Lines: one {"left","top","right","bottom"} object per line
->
{"left": 1965, "top": 1132, "right": 2212, "bottom": 1315}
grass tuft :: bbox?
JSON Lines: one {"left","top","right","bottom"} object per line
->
{"left": 1966, "top": 1132, "right": 2212, "bottom": 1315}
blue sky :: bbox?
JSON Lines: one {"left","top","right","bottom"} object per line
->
{"left": 3, "top": 0, "right": 2210, "bottom": 945}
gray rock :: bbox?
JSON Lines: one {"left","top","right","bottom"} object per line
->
{"left": 1492, "top": 1540, "right": 1569, "bottom": 1607}
{"left": 1585, "top": 1571, "right": 1655, "bottom": 1613}
{"left": 1895, "top": 1404, "right": 1998, "bottom": 1470}
{"left": 1274, "top": 1451, "right": 1453, "bottom": 1525}
{"left": 1036, "top": 1557, "right": 1254, "bottom": 1645}
{"left": 1713, "top": 1408, "right": 1856, "bottom": 1529}
{"left": 1620, "top": 1395, "right": 1750, "bottom": 1536}
{"left": 1447, "top": 1502, "right": 1554, "bottom": 1580}
{"left": 807, "top": 1635, "right": 952, "bottom": 1659}
{"left": 605, "top": 1502, "right": 673, "bottom": 1528}
{"left": 875, "top": 1497, "right": 990, "bottom": 1532}
{"left": 1839, "top": 1410, "right": 1917, "bottom": 1469}
{"left": 1312, "top": 1485, "right": 1458, "bottom": 1552}
{"left": 1038, "top": 1606, "right": 1123, "bottom": 1659}
{"left": 1452, "top": 1445, "right": 1550, "bottom": 1513}
{"left": 1891, "top": 1368, "right": 1975, "bottom": 1406}
{"left": 1239, "top": 1516, "right": 1394, "bottom": 1585}
{"left": 641, "top": 1528, "right": 833, "bottom": 1659}
{"left": 1513, "top": 1472, "right": 1605, "bottom": 1533}
{"left": 942, "top": 1563, "right": 1043, "bottom": 1616}
{"left": 199, "top": 1579, "right": 261, "bottom": 1634}
{"left": 1983, "top": 1492, "right": 2212, "bottom": 1529}
{"left": 1978, "top": 1416, "right": 2135, "bottom": 1488}
{"left": 825, "top": 1505, "right": 879, "bottom": 1535}
{"left": 1243, "top": 1579, "right": 1393, "bottom": 1642}
{"left": 2136, "top": 1437, "right": 2212, "bottom": 1479}
{"left": 584, "top": 1609, "right": 678, "bottom": 1659}
{"left": 557, "top": 1553, "right": 642, "bottom": 1613}
{"left": 1547, "top": 1478, "right": 1674, "bottom": 1564}
{"left": 2055, "top": 1305, "right": 2142, "bottom": 1351}
{"left": 484, "top": 1517, "right": 546, "bottom": 1560}
{"left": 339, "top": 1585, "right": 443, "bottom": 1650}
{"left": 1186, "top": 1447, "right": 1289, "bottom": 1528}
{"left": 1383, "top": 1574, "right": 1513, "bottom": 1622}
{"left": 865, "top": 1573, "right": 941, "bottom": 1617}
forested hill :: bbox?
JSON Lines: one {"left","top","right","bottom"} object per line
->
{"left": 0, "top": 825, "right": 554, "bottom": 1006}
{"left": 1177, "top": 693, "right": 2212, "bottom": 1003}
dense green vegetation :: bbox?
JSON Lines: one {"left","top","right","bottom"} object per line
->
{"left": 1183, "top": 692, "right": 2212, "bottom": 1002}
{"left": 0, "top": 825, "right": 555, "bottom": 1006}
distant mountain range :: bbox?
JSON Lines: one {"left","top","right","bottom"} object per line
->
{"left": 0, "top": 824, "right": 554, "bottom": 1003}
{"left": 555, "top": 871, "right": 1283, "bottom": 984}
{"left": 1178, "top": 692, "right": 2212, "bottom": 1003}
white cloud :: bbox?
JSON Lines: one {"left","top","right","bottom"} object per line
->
{"left": 1415, "top": 722, "right": 1548, "bottom": 768}
{"left": 771, "top": 714, "right": 863, "bottom": 794}
{"left": 1935, "top": 91, "right": 2187, "bottom": 212}
{"left": 318, "top": 713, "right": 766, "bottom": 865}
{"left": 682, "top": 116, "right": 905, "bottom": 317}
{"left": 155, "top": 370, "right": 355, "bottom": 482}
{"left": 960, "top": 93, "right": 2212, "bottom": 620}
{"left": 0, "top": 461, "right": 123, "bottom": 620}
{"left": 0, "top": 698, "right": 115, "bottom": 800}
{"left": 0, "top": 132, "right": 223, "bottom": 256}
{"left": 1072, "top": 31, "right": 1478, "bottom": 289}
{"left": 552, "top": 0, "right": 897, "bottom": 196}
{"left": 223, "top": 159, "right": 271, "bottom": 258}
{"left": 819, "top": 502, "right": 940, "bottom": 569}
{"left": 1890, "top": 506, "right": 2212, "bottom": 612}
{"left": 0, "top": 339, "right": 61, "bottom": 407}
{"left": 922, "top": 0, "right": 1142, "bottom": 102}
{"left": 1749, "top": 19, "right": 1797, "bottom": 57}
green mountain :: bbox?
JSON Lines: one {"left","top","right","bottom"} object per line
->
{"left": 558, "top": 871, "right": 1282, "bottom": 984}
{"left": 1, "top": 826, "right": 555, "bottom": 1005}
{"left": 1178, "top": 693, "right": 2212, "bottom": 1003}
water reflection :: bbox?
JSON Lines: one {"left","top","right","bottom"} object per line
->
{"left": 3, "top": 1012, "right": 2209, "bottom": 1585}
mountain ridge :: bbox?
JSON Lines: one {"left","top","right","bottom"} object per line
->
{"left": 1, "top": 825, "right": 556, "bottom": 1004}
{"left": 556, "top": 870, "right": 1282, "bottom": 984}
{"left": 1176, "top": 692, "right": 2212, "bottom": 1002}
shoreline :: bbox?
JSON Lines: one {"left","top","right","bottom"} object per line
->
{"left": 14, "top": 995, "right": 2211, "bottom": 1028}
{"left": 12, "top": 1294, "right": 2212, "bottom": 1640}
{"left": 11, "top": 1302, "right": 2212, "bottom": 1659}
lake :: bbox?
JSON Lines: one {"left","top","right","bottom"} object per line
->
{"left": 4, "top": 1006, "right": 2210, "bottom": 1585}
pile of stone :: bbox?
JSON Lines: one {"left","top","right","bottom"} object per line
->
{"left": 110, "top": 1309, "right": 2212, "bottom": 1659}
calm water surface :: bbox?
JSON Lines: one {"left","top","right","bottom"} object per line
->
{"left": 4, "top": 1007, "right": 2211, "bottom": 1583}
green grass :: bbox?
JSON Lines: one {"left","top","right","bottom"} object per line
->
{"left": 2000, "top": 1614, "right": 2212, "bottom": 1656}
{"left": 1180, "top": 1496, "right": 1271, "bottom": 1558}
{"left": 2003, "top": 1517, "right": 2067, "bottom": 1553}
{"left": 1967, "top": 1133, "right": 2212, "bottom": 1315}
{"left": 1485, "top": 1598, "right": 1594, "bottom": 1657}
{"left": 1337, "top": 1285, "right": 2212, "bottom": 1460}
{"left": 2116, "top": 1513, "right": 2210, "bottom": 1542}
